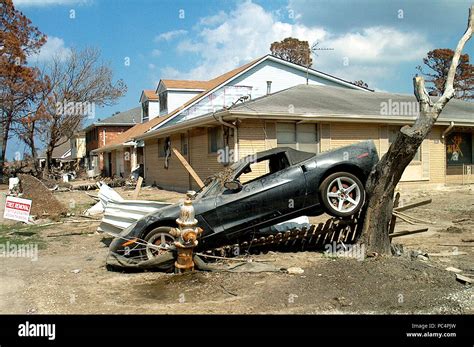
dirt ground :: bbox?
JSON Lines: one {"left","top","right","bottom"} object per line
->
{"left": 0, "top": 183, "right": 472, "bottom": 314}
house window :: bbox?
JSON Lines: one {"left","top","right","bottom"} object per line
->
{"left": 159, "top": 92, "right": 168, "bottom": 113}
{"left": 389, "top": 126, "right": 421, "bottom": 161}
{"left": 86, "top": 128, "right": 98, "bottom": 143}
{"left": 142, "top": 101, "right": 149, "bottom": 122}
{"left": 158, "top": 138, "right": 165, "bottom": 157}
{"left": 276, "top": 123, "right": 296, "bottom": 149}
{"left": 208, "top": 127, "right": 223, "bottom": 153}
{"left": 181, "top": 133, "right": 188, "bottom": 155}
{"left": 446, "top": 132, "right": 472, "bottom": 165}
{"left": 276, "top": 123, "right": 318, "bottom": 153}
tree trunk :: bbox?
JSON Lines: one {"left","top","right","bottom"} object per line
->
{"left": 358, "top": 122, "right": 431, "bottom": 254}
{"left": 357, "top": 5, "right": 474, "bottom": 255}
{"left": 1, "top": 123, "right": 10, "bottom": 178}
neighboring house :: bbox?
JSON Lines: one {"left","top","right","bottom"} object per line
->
{"left": 38, "top": 138, "right": 73, "bottom": 170}
{"left": 83, "top": 107, "right": 140, "bottom": 176}
{"left": 140, "top": 90, "right": 160, "bottom": 122}
{"left": 70, "top": 131, "right": 86, "bottom": 166}
{"left": 135, "top": 84, "right": 473, "bottom": 191}
{"left": 95, "top": 54, "right": 370, "bottom": 179}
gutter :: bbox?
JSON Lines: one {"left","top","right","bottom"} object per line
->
{"left": 441, "top": 121, "right": 455, "bottom": 141}
{"left": 216, "top": 114, "right": 239, "bottom": 159}
{"left": 91, "top": 141, "right": 136, "bottom": 154}
{"left": 132, "top": 110, "right": 474, "bottom": 143}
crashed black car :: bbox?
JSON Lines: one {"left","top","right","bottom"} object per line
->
{"left": 109, "top": 140, "right": 378, "bottom": 265}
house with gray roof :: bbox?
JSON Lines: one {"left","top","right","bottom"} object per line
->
{"left": 136, "top": 84, "right": 473, "bottom": 191}
{"left": 83, "top": 107, "right": 140, "bottom": 175}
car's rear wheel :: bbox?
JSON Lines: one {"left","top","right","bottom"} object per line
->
{"left": 319, "top": 172, "right": 365, "bottom": 218}
{"left": 142, "top": 227, "right": 176, "bottom": 271}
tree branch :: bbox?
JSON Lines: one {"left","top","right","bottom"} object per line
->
{"left": 436, "top": 5, "right": 474, "bottom": 110}
{"left": 413, "top": 76, "right": 433, "bottom": 111}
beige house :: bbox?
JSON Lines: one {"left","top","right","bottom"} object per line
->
{"left": 95, "top": 55, "right": 370, "bottom": 179}
{"left": 136, "top": 84, "right": 474, "bottom": 191}
{"left": 70, "top": 131, "right": 86, "bottom": 165}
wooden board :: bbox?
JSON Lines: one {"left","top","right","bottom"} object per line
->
{"left": 132, "top": 176, "right": 143, "bottom": 199}
{"left": 172, "top": 147, "right": 205, "bottom": 189}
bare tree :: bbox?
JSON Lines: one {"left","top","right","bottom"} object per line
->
{"left": 0, "top": 0, "right": 47, "bottom": 176}
{"left": 38, "top": 47, "right": 127, "bottom": 173}
{"left": 417, "top": 48, "right": 474, "bottom": 100}
{"left": 270, "top": 37, "right": 313, "bottom": 66}
{"left": 358, "top": 6, "right": 474, "bottom": 255}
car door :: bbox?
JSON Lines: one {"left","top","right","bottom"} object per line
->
{"left": 214, "top": 174, "right": 265, "bottom": 238}
{"left": 215, "top": 153, "right": 307, "bottom": 237}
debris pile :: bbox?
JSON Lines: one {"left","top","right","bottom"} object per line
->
{"left": 17, "top": 174, "right": 67, "bottom": 218}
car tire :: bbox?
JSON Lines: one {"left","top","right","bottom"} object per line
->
{"left": 142, "top": 227, "right": 176, "bottom": 272}
{"left": 319, "top": 172, "right": 365, "bottom": 218}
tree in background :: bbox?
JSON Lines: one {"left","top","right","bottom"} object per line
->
{"left": 270, "top": 37, "right": 313, "bottom": 66}
{"left": 353, "top": 80, "right": 369, "bottom": 89}
{"left": 13, "top": 69, "right": 51, "bottom": 174}
{"left": 358, "top": 6, "right": 474, "bottom": 255}
{"left": 0, "top": 0, "right": 47, "bottom": 176}
{"left": 38, "top": 47, "right": 127, "bottom": 173}
{"left": 417, "top": 48, "right": 474, "bottom": 100}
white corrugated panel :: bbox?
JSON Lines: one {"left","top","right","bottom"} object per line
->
{"left": 97, "top": 199, "right": 171, "bottom": 236}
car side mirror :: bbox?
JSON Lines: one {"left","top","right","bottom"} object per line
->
{"left": 224, "top": 180, "right": 242, "bottom": 192}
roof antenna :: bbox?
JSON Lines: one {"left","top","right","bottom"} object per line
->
{"left": 307, "top": 41, "right": 334, "bottom": 85}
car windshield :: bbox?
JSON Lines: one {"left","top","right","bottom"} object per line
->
{"left": 195, "top": 165, "right": 240, "bottom": 198}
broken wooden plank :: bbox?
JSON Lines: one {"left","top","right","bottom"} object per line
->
{"left": 452, "top": 217, "right": 470, "bottom": 223}
{"left": 394, "top": 210, "right": 433, "bottom": 224}
{"left": 47, "top": 227, "right": 96, "bottom": 237}
{"left": 445, "top": 267, "right": 463, "bottom": 273}
{"left": 389, "top": 228, "right": 429, "bottom": 238}
{"left": 132, "top": 176, "right": 144, "bottom": 200}
{"left": 389, "top": 192, "right": 400, "bottom": 234}
{"left": 172, "top": 147, "right": 205, "bottom": 189}
{"left": 394, "top": 198, "right": 432, "bottom": 212}
{"left": 429, "top": 251, "right": 468, "bottom": 257}
{"left": 455, "top": 274, "right": 473, "bottom": 284}
{"left": 392, "top": 212, "right": 416, "bottom": 225}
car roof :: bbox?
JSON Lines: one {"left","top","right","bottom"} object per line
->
{"left": 249, "top": 147, "right": 315, "bottom": 165}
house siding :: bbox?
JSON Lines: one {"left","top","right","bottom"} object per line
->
{"left": 142, "top": 120, "right": 467, "bottom": 192}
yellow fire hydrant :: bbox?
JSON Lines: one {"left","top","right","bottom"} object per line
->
{"left": 172, "top": 191, "right": 202, "bottom": 273}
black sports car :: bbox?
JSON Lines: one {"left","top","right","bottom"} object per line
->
{"left": 109, "top": 140, "right": 378, "bottom": 265}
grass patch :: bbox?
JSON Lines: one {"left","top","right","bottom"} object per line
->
{"left": 0, "top": 223, "right": 49, "bottom": 249}
{"left": 68, "top": 202, "right": 95, "bottom": 215}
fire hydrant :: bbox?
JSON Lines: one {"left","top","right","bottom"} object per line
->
{"left": 172, "top": 191, "right": 202, "bottom": 273}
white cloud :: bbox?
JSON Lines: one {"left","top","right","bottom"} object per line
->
{"left": 13, "top": 0, "right": 89, "bottom": 6}
{"left": 151, "top": 49, "right": 161, "bottom": 57}
{"left": 154, "top": 30, "right": 188, "bottom": 42}
{"left": 29, "top": 36, "right": 71, "bottom": 62}
{"left": 163, "top": 1, "right": 327, "bottom": 80}
{"left": 159, "top": 66, "right": 181, "bottom": 79}
{"left": 328, "top": 27, "right": 431, "bottom": 64}
{"left": 148, "top": 63, "right": 156, "bottom": 70}
{"left": 197, "top": 11, "right": 228, "bottom": 27}
{"left": 161, "top": 0, "right": 432, "bottom": 90}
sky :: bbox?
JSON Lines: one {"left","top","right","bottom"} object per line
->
{"left": 7, "top": 0, "right": 474, "bottom": 159}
